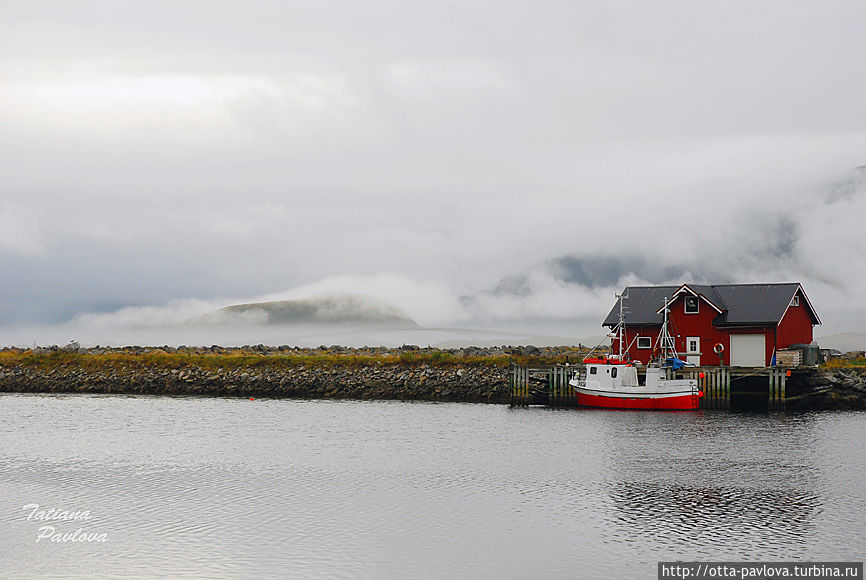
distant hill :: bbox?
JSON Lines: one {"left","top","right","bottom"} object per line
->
{"left": 196, "top": 294, "right": 418, "bottom": 327}
{"left": 814, "top": 332, "right": 866, "bottom": 352}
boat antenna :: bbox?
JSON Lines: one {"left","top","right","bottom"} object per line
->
{"left": 581, "top": 291, "right": 628, "bottom": 363}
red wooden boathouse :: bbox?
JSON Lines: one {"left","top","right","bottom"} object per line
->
{"left": 605, "top": 283, "right": 820, "bottom": 367}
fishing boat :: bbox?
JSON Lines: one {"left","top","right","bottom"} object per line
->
{"left": 569, "top": 294, "right": 703, "bottom": 410}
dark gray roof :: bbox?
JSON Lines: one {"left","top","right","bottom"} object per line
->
{"left": 602, "top": 283, "right": 818, "bottom": 327}
{"left": 602, "top": 285, "right": 678, "bottom": 326}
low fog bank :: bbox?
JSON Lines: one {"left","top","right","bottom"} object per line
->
{"left": 3, "top": 317, "right": 861, "bottom": 352}
{"left": 2, "top": 168, "right": 865, "bottom": 350}
{"left": 0, "top": 321, "right": 604, "bottom": 350}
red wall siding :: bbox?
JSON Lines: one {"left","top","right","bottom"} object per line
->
{"left": 667, "top": 295, "right": 729, "bottom": 366}
{"left": 612, "top": 326, "right": 660, "bottom": 364}
{"left": 776, "top": 288, "right": 815, "bottom": 347}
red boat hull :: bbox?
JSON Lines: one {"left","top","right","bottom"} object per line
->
{"left": 576, "top": 391, "right": 699, "bottom": 410}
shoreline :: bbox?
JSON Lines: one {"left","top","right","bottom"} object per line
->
{"left": 0, "top": 344, "right": 564, "bottom": 405}
{"left": 1, "top": 345, "right": 864, "bottom": 408}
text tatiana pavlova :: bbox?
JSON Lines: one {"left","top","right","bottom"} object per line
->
{"left": 23, "top": 503, "right": 108, "bottom": 543}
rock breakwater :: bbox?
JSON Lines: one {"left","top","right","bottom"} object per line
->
{"left": 807, "top": 367, "right": 866, "bottom": 409}
{"left": 0, "top": 344, "right": 584, "bottom": 404}
{"left": 2, "top": 344, "right": 863, "bottom": 408}
{"left": 0, "top": 362, "right": 509, "bottom": 403}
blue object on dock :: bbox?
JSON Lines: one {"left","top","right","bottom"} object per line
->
{"left": 666, "top": 357, "right": 687, "bottom": 370}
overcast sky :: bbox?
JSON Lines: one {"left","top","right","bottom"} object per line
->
{"left": 2, "top": 1, "right": 865, "bottom": 345}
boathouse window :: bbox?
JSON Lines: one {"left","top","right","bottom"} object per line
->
{"left": 589, "top": 366, "right": 597, "bottom": 375}
{"left": 684, "top": 296, "right": 699, "bottom": 314}
{"left": 791, "top": 296, "right": 799, "bottom": 307}
{"left": 637, "top": 337, "right": 652, "bottom": 349}
{"left": 610, "top": 368, "right": 617, "bottom": 378}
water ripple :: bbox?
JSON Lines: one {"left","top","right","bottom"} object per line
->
{"left": 1, "top": 394, "right": 864, "bottom": 578}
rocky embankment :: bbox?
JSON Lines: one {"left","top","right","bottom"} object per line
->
{"left": 2, "top": 344, "right": 864, "bottom": 408}
{"left": 0, "top": 344, "right": 581, "bottom": 404}
{"left": 806, "top": 367, "right": 866, "bottom": 409}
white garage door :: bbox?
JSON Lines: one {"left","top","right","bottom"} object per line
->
{"left": 730, "top": 334, "right": 766, "bottom": 367}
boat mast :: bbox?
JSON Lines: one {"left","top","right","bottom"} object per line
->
{"left": 657, "top": 296, "right": 678, "bottom": 362}
{"left": 583, "top": 291, "right": 630, "bottom": 362}
{"left": 615, "top": 292, "right": 628, "bottom": 359}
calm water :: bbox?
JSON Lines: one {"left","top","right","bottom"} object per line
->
{"left": 0, "top": 394, "right": 864, "bottom": 579}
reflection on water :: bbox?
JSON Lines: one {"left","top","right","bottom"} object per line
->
{"left": 0, "top": 395, "right": 864, "bottom": 579}
{"left": 607, "top": 482, "right": 819, "bottom": 553}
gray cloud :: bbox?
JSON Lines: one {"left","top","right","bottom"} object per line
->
{"left": 1, "top": 1, "right": 865, "bottom": 344}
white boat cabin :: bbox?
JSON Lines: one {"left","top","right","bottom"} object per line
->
{"left": 584, "top": 363, "right": 639, "bottom": 388}
{"left": 583, "top": 363, "right": 680, "bottom": 389}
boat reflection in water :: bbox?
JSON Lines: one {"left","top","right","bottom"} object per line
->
{"left": 605, "top": 481, "right": 820, "bottom": 552}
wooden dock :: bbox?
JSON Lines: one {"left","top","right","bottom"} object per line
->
{"left": 509, "top": 363, "right": 808, "bottom": 411}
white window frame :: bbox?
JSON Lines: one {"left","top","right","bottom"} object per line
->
{"left": 684, "top": 296, "right": 699, "bottom": 314}
{"left": 687, "top": 337, "right": 700, "bottom": 354}
{"left": 791, "top": 296, "right": 799, "bottom": 307}
{"left": 637, "top": 337, "right": 652, "bottom": 349}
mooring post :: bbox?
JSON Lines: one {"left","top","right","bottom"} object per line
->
{"left": 556, "top": 365, "right": 565, "bottom": 405}
{"left": 769, "top": 368, "right": 780, "bottom": 411}
{"left": 704, "top": 369, "right": 711, "bottom": 410}
{"left": 517, "top": 365, "right": 522, "bottom": 406}
{"left": 713, "top": 369, "right": 725, "bottom": 409}
{"left": 521, "top": 365, "right": 526, "bottom": 406}
{"left": 562, "top": 366, "right": 567, "bottom": 406}
{"left": 769, "top": 368, "right": 775, "bottom": 411}
{"left": 519, "top": 366, "right": 524, "bottom": 406}
{"left": 559, "top": 366, "right": 564, "bottom": 406}
{"left": 513, "top": 364, "right": 520, "bottom": 407}
{"left": 716, "top": 369, "right": 722, "bottom": 410}
{"left": 711, "top": 368, "right": 717, "bottom": 410}
{"left": 776, "top": 369, "right": 791, "bottom": 411}
{"left": 561, "top": 366, "right": 566, "bottom": 407}
{"left": 706, "top": 369, "right": 713, "bottom": 409}
{"left": 509, "top": 363, "right": 514, "bottom": 406}
{"left": 558, "top": 366, "right": 563, "bottom": 405}
{"left": 718, "top": 369, "right": 724, "bottom": 410}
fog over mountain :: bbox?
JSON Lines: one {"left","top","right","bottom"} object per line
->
{"left": 1, "top": 2, "right": 865, "bottom": 348}
{"left": 196, "top": 295, "right": 417, "bottom": 327}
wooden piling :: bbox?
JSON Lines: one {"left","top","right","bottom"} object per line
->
{"left": 698, "top": 372, "right": 719, "bottom": 409}
{"left": 768, "top": 368, "right": 786, "bottom": 411}
{"left": 770, "top": 368, "right": 776, "bottom": 411}
{"left": 695, "top": 367, "right": 731, "bottom": 410}
{"left": 777, "top": 369, "right": 783, "bottom": 410}
{"left": 521, "top": 366, "right": 528, "bottom": 406}
{"left": 509, "top": 362, "right": 798, "bottom": 412}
